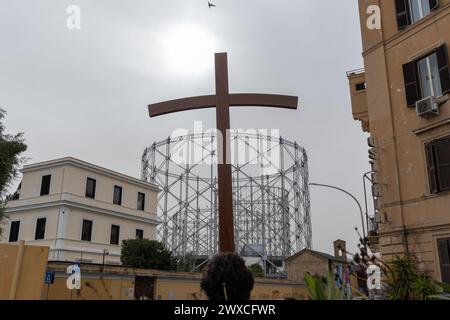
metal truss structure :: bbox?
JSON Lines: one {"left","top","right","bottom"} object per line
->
{"left": 142, "top": 132, "right": 312, "bottom": 274}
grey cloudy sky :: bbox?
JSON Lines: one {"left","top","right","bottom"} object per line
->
{"left": 0, "top": 0, "right": 369, "bottom": 254}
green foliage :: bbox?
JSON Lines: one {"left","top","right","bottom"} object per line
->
{"left": 304, "top": 273, "right": 325, "bottom": 300}
{"left": 0, "top": 108, "right": 27, "bottom": 236}
{"left": 248, "top": 263, "right": 265, "bottom": 278}
{"left": 120, "top": 239, "right": 175, "bottom": 270}
{"left": 304, "top": 273, "right": 342, "bottom": 300}
{"left": 386, "top": 256, "right": 440, "bottom": 300}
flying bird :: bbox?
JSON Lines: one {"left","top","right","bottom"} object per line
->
{"left": 208, "top": 2, "right": 216, "bottom": 8}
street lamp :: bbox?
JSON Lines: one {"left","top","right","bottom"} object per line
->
{"left": 309, "top": 182, "right": 366, "bottom": 238}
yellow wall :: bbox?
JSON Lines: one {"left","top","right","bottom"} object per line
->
{"left": 41, "top": 262, "right": 308, "bottom": 300}
{"left": 154, "top": 277, "right": 308, "bottom": 300}
{"left": 0, "top": 243, "right": 49, "bottom": 300}
{"left": 44, "top": 277, "right": 135, "bottom": 300}
{"left": 155, "top": 278, "right": 205, "bottom": 300}
{"left": 1, "top": 252, "right": 309, "bottom": 300}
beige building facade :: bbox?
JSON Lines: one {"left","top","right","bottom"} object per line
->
{"left": 348, "top": 0, "right": 450, "bottom": 283}
{"left": 0, "top": 157, "right": 160, "bottom": 264}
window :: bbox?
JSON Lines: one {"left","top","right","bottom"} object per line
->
{"left": 402, "top": 44, "right": 450, "bottom": 107}
{"left": 137, "top": 192, "right": 145, "bottom": 211}
{"left": 81, "top": 219, "right": 93, "bottom": 241}
{"left": 355, "top": 82, "right": 366, "bottom": 91}
{"left": 425, "top": 136, "right": 450, "bottom": 194}
{"left": 395, "top": 0, "right": 439, "bottom": 29}
{"left": 113, "top": 186, "right": 122, "bottom": 205}
{"left": 136, "top": 229, "right": 144, "bottom": 240}
{"left": 9, "top": 221, "right": 20, "bottom": 242}
{"left": 85, "top": 178, "right": 96, "bottom": 199}
{"left": 409, "top": 0, "right": 431, "bottom": 22}
{"left": 110, "top": 225, "right": 120, "bottom": 245}
{"left": 40, "top": 175, "right": 51, "bottom": 196}
{"left": 35, "top": 218, "right": 46, "bottom": 240}
{"left": 417, "top": 53, "right": 442, "bottom": 98}
{"left": 437, "top": 238, "right": 450, "bottom": 285}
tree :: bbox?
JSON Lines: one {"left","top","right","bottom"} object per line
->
{"left": 248, "top": 263, "right": 264, "bottom": 278}
{"left": 0, "top": 108, "right": 27, "bottom": 236}
{"left": 386, "top": 256, "right": 440, "bottom": 300}
{"left": 121, "top": 239, "right": 175, "bottom": 270}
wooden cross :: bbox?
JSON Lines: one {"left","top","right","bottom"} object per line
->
{"left": 148, "top": 52, "right": 298, "bottom": 253}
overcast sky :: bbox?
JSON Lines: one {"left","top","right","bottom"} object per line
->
{"left": 0, "top": 0, "right": 369, "bottom": 255}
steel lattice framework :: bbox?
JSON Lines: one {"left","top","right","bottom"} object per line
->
{"left": 142, "top": 132, "right": 312, "bottom": 269}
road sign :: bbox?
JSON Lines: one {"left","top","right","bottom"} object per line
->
{"left": 44, "top": 271, "right": 55, "bottom": 284}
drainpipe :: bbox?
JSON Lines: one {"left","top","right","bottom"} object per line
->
{"left": 9, "top": 240, "right": 25, "bottom": 300}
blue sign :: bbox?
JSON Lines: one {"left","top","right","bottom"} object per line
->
{"left": 45, "top": 271, "right": 55, "bottom": 284}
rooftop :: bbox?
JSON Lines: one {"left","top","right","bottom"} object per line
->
{"left": 286, "top": 248, "right": 347, "bottom": 263}
{"left": 21, "top": 157, "right": 160, "bottom": 192}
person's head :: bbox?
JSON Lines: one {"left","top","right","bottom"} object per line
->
{"left": 200, "top": 253, "right": 254, "bottom": 301}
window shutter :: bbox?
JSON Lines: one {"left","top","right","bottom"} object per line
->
{"left": 429, "top": 0, "right": 439, "bottom": 11}
{"left": 435, "top": 138, "right": 450, "bottom": 192}
{"left": 403, "top": 61, "right": 420, "bottom": 107}
{"left": 425, "top": 143, "right": 438, "bottom": 193}
{"left": 436, "top": 44, "right": 450, "bottom": 94}
{"left": 395, "top": 0, "right": 411, "bottom": 30}
{"left": 438, "top": 239, "right": 450, "bottom": 285}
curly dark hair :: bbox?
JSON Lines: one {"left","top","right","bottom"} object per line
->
{"left": 200, "top": 253, "right": 254, "bottom": 301}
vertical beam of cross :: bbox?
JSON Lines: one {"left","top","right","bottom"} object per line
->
{"left": 147, "top": 52, "right": 298, "bottom": 254}
{"left": 214, "top": 53, "right": 235, "bottom": 252}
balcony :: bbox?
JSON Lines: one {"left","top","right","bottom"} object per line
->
{"left": 347, "top": 69, "right": 370, "bottom": 133}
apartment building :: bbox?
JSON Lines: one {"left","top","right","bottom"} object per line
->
{"left": 348, "top": 0, "right": 449, "bottom": 283}
{"left": 1, "top": 157, "right": 160, "bottom": 264}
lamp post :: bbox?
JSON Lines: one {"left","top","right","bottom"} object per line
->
{"left": 309, "top": 182, "right": 366, "bottom": 238}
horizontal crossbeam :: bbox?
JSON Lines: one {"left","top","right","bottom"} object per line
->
{"left": 148, "top": 94, "right": 298, "bottom": 117}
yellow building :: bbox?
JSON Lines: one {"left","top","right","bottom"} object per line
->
{"left": 0, "top": 157, "right": 160, "bottom": 264}
{"left": 348, "top": 0, "right": 450, "bottom": 283}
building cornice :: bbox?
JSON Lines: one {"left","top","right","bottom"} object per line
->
{"left": 412, "top": 116, "right": 450, "bottom": 136}
{"left": 5, "top": 198, "right": 161, "bottom": 225}
{"left": 21, "top": 157, "right": 160, "bottom": 192}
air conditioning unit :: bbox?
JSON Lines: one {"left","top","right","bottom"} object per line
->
{"left": 416, "top": 96, "right": 439, "bottom": 118}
